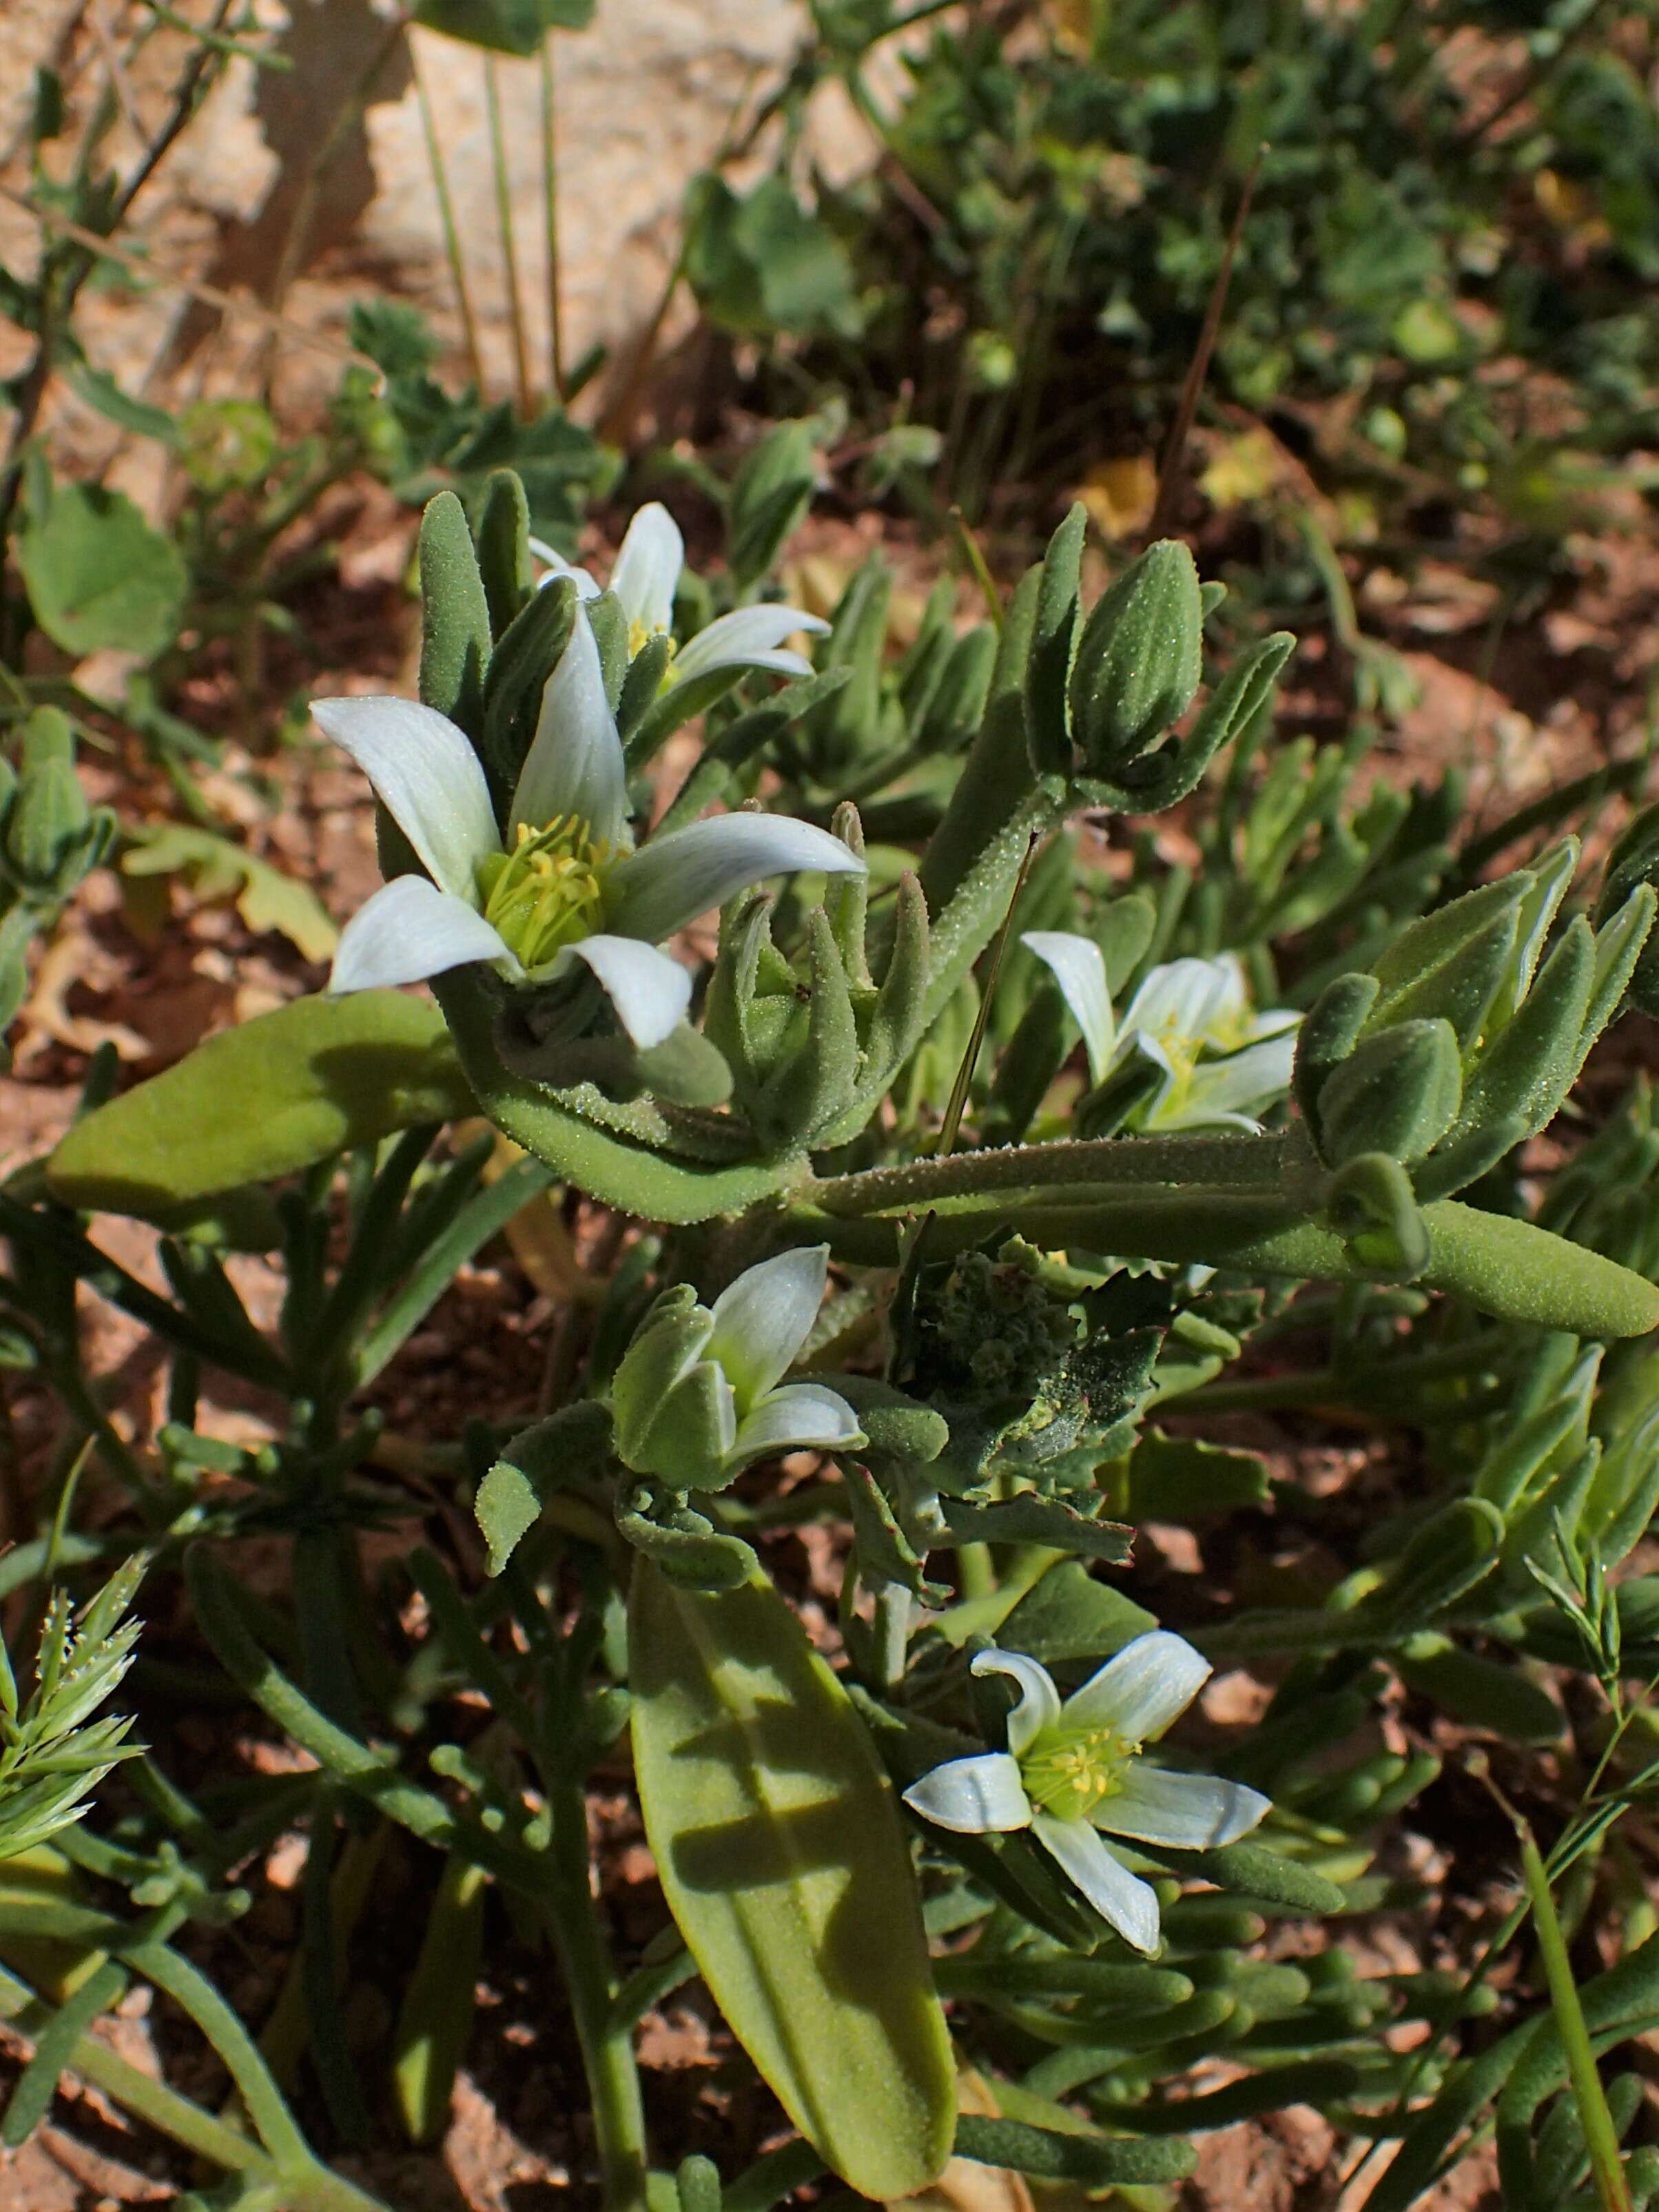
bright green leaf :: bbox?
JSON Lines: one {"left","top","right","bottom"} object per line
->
{"left": 47, "top": 991, "right": 473, "bottom": 1217}
{"left": 629, "top": 1562, "right": 956, "bottom": 2198}
{"left": 17, "top": 479, "right": 185, "bottom": 660}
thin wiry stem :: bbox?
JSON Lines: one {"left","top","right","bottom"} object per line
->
{"left": 540, "top": 37, "right": 564, "bottom": 397}
{"left": 484, "top": 53, "right": 533, "bottom": 417}
{"left": 415, "top": 44, "right": 486, "bottom": 393}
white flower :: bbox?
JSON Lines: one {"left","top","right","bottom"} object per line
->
{"left": 612, "top": 1245, "right": 864, "bottom": 1484}
{"left": 903, "top": 1635, "right": 1270, "bottom": 1954}
{"left": 314, "top": 614, "right": 863, "bottom": 1050}
{"left": 530, "top": 502, "right": 829, "bottom": 681}
{"left": 1022, "top": 934, "right": 1299, "bottom": 1134}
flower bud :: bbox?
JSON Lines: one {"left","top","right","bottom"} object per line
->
{"left": 610, "top": 1287, "right": 731, "bottom": 1489}
{"left": 609, "top": 1250, "right": 863, "bottom": 1492}
{"left": 1317, "top": 1019, "right": 1462, "bottom": 1167}
{"left": 1326, "top": 1152, "right": 1430, "bottom": 1281}
{"left": 7, "top": 754, "right": 91, "bottom": 892}
{"left": 1067, "top": 541, "right": 1202, "bottom": 777}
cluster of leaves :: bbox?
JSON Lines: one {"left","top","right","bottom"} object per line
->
{"left": 1, "top": 436, "right": 1658, "bottom": 2212}
{"left": 684, "top": 0, "right": 1659, "bottom": 538}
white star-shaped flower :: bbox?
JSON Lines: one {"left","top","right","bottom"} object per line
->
{"left": 1022, "top": 934, "right": 1299, "bottom": 1133}
{"left": 903, "top": 1633, "right": 1270, "bottom": 1954}
{"left": 315, "top": 610, "right": 862, "bottom": 1051}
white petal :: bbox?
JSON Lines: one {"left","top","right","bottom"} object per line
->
{"left": 1032, "top": 1814, "right": 1162, "bottom": 1954}
{"left": 970, "top": 1648, "right": 1062, "bottom": 1759}
{"left": 708, "top": 1245, "right": 829, "bottom": 1407}
{"left": 510, "top": 614, "right": 629, "bottom": 849}
{"left": 1205, "top": 953, "right": 1253, "bottom": 1033}
{"left": 903, "top": 1753, "right": 1031, "bottom": 1835}
{"left": 1062, "top": 1631, "right": 1211, "bottom": 1746}
{"left": 329, "top": 876, "right": 514, "bottom": 994}
{"left": 732, "top": 1382, "right": 865, "bottom": 1462}
{"left": 1098, "top": 1764, "right": 1272, "bottom": 1850}
{"left": 1122, "top": 957, "right": 1230, "bottom": 1044}
{"left": 313, "top": 696, "right": 497, "bottom": 905}
{"left": 608, "top": 503, "right": 683, "bottom": 637}
{"left": 608, "top": 813, "right": 865, "bottom": 945}
{"left": 561, "top": 933, "right": 690, "bottom": 1049}
{"left": 1144, "top": 1099, "right": 1261, "bottom": 1135}
{"left": 1117, "top": 1030, "right": 1182, "bottom": 1124}
{"left": 672, "top": 605, "right": 830, "bottom": 683}
{"left": 1185, "top": 1031, "right": 1298, "bottom": 1121}
{"left": 1022, "top": 931, "right": 1115, "bottom": 1084}
{"left": 528, "top": 537, "right": 602, "bottom": 598}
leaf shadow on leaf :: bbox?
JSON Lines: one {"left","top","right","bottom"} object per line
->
{"left": 666, "top": 1731, "right": 920, "bottom": 2016}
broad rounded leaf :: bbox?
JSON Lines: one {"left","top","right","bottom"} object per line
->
{"left": 629, "top": 1562, "right": 956, "bottom": 2198}
{"left": 47, "top": 991, "right": 473, "bottom": 1218}
{"left": 18, "top": 482, "right": 185, "bottom": 659}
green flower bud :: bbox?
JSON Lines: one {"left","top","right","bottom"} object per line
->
{"left": 1326, "top": 1152, "right": 1430, "bottom": 1281}
{"left": 180, "top": 398, "right": 277, "bottom": 493}
{"left": 20, "top": 706, "right": 73, "bottom": 772}
{"left": 609, "top": 1250, "right": 863, "bottom": 1491}
{"left": 611, "top": 1287, "right": 729, "bottom": 1489}
{"left": 1293, "top": 972, "right": 1380, "bottom": 1139}
{"left": 1025, "top": 502, "right": 1086, "bottom": 777}
{"left": 1067, "top": 541, "right": 1202, "bottom": 778}
{"left": 7, "top": 755, "right": 90, "bottom": 891}
{"left": 1363, "top": 876, "right": 1523, "bottom": 1049}
{"left": 1317, "top": 1019, "right": 1463, "bottom": 1167}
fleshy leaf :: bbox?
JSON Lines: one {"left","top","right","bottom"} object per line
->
{"left": 48, "top": 991, "right": 473, "bottom": 1217}
{"left": 629, "top": 1562, "right": 956, "bottom": 2197}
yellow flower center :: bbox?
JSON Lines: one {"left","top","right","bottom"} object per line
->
{"left": 1020, "top": 1722, "right": 1134, "bottom": 1825}
{"left": 477, "top": 816, "right": 614, "bottom": 971}
{"left": 630, "top": 616, "right": 677, "bottom": 670}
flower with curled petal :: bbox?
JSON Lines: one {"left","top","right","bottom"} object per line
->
{"left": 314, "top": 612, "right": 862, "bottom": 1052}
{"left": 611, "top": 1245, "right": 863, "bottom": 1487}
{"left": 903, "top": 1633, "right": 1270, "bottom": 1954}
{"left": 530, "top": 501, "right": 828, "bottom": 682}
{"left": 1022, "top": 934, "right": 1299, "bottom": 1134}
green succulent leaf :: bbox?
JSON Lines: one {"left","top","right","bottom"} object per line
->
{"left": 48, "top": 991, "right": 474, "bottom": 1217}
{"left": 628, "top": 1562, "right": 956, "bottom": 2198}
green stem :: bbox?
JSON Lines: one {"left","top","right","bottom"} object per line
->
{"left": 540, "top": 37, "right": 564, "bottom": 396}
{"left": 1164, "top": 1334, "right": 1505, "bottom": 1414}
{"left": 955, "top": 1542, "right": 996, "bottom": 1604}
{"left": 1514, "top": 1820, "right": 1634, "bottom": 2212}
{"left": 0, "top": 1965, "right": 387, "bottom": 2211}
{"left": 542, "top": 1777, "right": 650, "bottom": 2212}
{"left": 415, "top": 47, "right": 486, "bottom": 393}
{"left": 798, "top": 1183, "right": 1659, "bottom": 1341}
{"left": 809, "top": 1129, "right": 1287, "bottom": 1216}
{"left": 484, "top": 54, "right": 532, "bottom": 417}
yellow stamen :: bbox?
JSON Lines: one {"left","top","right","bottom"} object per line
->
{"left": 1020, "top": 1722, "right": 1134, "bottom": 1825}
{"left": 477, "top": 815, "right": 613, "bottom": 970}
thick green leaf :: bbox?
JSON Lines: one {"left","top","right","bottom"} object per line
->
{"left": 17, "top": 480, "right": 185, "bottom": 659}
{"left": 629, "top": 1563, "right": 955, "bottom": 2198}
{"left": 47, "top": 991, "right": 473, "bottom": 1217}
